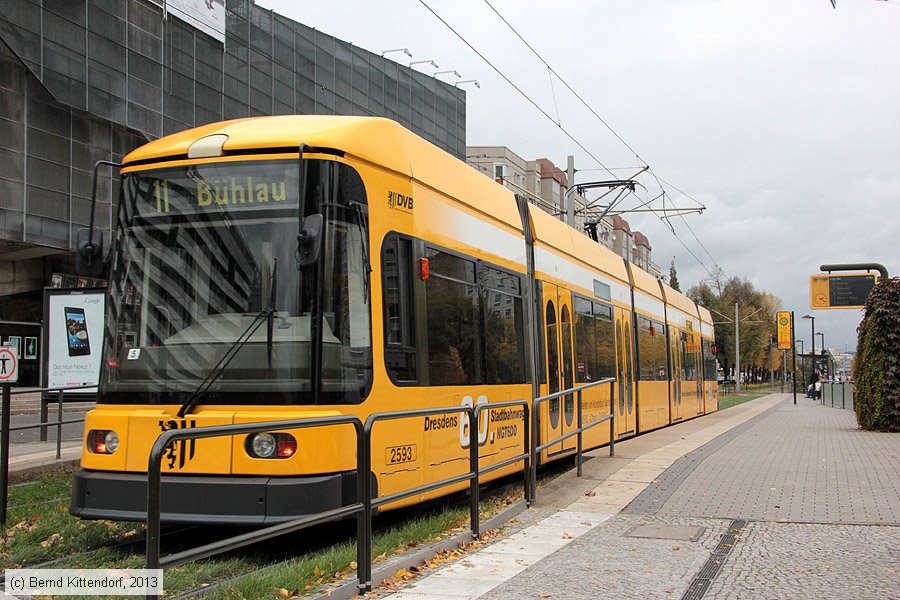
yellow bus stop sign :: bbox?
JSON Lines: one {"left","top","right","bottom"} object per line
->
{"left": 776, "top": 312, "right": 792, "bottom": 350}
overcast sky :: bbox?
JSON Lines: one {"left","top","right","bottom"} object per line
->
{"left": 260, "top": 0, "right": 899, "bottom": 352}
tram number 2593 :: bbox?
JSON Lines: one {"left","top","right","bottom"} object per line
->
{"left": 386, "top": 444, "right": 417, "bottom": 465}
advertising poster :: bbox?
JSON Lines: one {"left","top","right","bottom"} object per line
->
{"left": 46, "top": 291, "right": 106, "bottom": 393}
{"left": 166, "top": 0, "right": 226, "bottom": 44}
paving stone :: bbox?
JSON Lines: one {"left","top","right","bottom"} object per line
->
{"left": 378, "top": 396, "right": 900, "bottom": 600}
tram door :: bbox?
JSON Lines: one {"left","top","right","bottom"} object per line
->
{"left": 670, "top": 331, "right": 682, "bottom": 422}
{"left": 542, "top": 283, "right": 576, "bottom": 456}
{"left": 614, "top": 307, "right": 635, "bottom": 438}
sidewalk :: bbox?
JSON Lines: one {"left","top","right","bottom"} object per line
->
{"left": 7, "top": 440, "right": 81, "bottom": 474}
{"left": 380, "top": 394, "right": 900, "bottom": 600}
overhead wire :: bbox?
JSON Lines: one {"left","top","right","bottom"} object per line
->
{"left": 415, "top": 0, "right": 617, "bottom": 178}
{"left": 421, "top": 0, "right": 719, "bottom": 277}
{"left": 479, "top": 0, "right": 718, "bottom": 276}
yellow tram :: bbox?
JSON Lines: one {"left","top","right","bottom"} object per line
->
{"left": 70, "top": 116, "right": 718, "bottom": 524}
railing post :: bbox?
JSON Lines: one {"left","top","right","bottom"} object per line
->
{"left": 145, "top": 433, "right": 168, "bottom": 597}
{"left": 56, "top": 389, "right": 64, "bottom": 460}
{"left": 522, "top": 403, "right": 531, "bottom": 505}
{"left": 576, "top": 389, "right": 583, "bottom": 477}
{"left": 469, "top": 406, "right": 480, "bottom": 539}
{"left": 608, "top": 380, "right": 615, "bottom": 458}
{"left": 40, "top": 395, "right": 48, "bottom": 442}
{"left": 361, "top": 421, "right": 374, "bottom": 594}
{"left": 0, "top": 384, "right": 11, "bottom": 526}
{"left": 356, "top": 422, "right": 371, "bottom": 594}
{"left": 530, "top": 398, "right": 539, "bottom": 506}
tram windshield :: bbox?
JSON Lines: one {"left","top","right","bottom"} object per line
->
{"left": 100, "top": 159, "right": 372, "bottom": 405}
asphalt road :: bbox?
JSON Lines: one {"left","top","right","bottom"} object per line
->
{"left": 7, "top": 411, "right": 87, "bottom": 443}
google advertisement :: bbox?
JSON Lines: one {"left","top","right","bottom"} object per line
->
{"left": 47, "top": 291, "right": 106, "bottom": 393}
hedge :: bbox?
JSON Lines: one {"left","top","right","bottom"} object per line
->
{"left": 853, "top": 277, "right": 900, "bottom": 431}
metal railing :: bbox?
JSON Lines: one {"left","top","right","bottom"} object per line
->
{"left": 529, "top": 377, "right": 616, "bottom": 503}
{"left": 0, "top": 382, "right": 96, "bottom": 525}
{"left": 822, "top": 382, "right": 855, "bottom": 410}
{"left": 143, "top": 381, "right": 615, "bottom": 596}
{"left": 145, "top": 402, "right": 530, "bottom": 597}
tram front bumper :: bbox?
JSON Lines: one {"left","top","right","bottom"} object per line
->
{"left": 69, "top": 469, "right": 375, "bottom": 525}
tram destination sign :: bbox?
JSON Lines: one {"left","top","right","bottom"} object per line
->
{"left": 809, "top": 273, "right": 878, "bottom": 309}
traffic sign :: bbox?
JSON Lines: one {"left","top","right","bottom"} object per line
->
{"left": 0, "top": 346, "right": 18, "bottom": 384}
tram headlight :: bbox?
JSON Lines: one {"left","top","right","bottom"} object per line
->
{"left": 250, "top": 433, "right": 276, "bottom": 458}
{"left": 88, "top": 430, "right": 119, "bottom": 454}
{"left": 246, "top": 432, "right": 296, "bottom": 459}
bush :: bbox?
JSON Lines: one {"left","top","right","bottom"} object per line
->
{"left": 853, "top": 277, "right": 900, "bottom": 431}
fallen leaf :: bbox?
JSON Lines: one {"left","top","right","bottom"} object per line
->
{"left": 562, "top": 533, "right": 574, "bottom": 539}
{"left": 584, "top": 490, "right": 597, "bottom": 497}
{"left": 313, "top": 566, "right": 322, "bottom": 576}
{"left": 581, "top": 521, "right": 592, "bottom": 526}
{"left": 40, "top": 533, "right": 62, "bottom": 548}
{"left": 672, "top": 545, "right": 680, "bottom": 551}
{"left": 349, "top": 561, "right": 357, "bottom": 570}
{"left": 277, "top": 588, "right": 290, "bottom": 598}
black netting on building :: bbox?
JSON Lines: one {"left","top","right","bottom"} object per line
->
{"left": 0, "top": 0, "right": 466, "bottom": 250}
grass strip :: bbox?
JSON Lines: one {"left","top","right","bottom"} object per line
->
{"left": 1, "top": 471, "right": 520, "bottom": 599}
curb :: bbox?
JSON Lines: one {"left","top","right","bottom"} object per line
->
{"left": 310, "top": 499, "right": 529, "bottom": 600}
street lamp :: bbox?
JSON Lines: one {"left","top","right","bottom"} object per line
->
{"left": 455, "top": 79, "right": 480, "bottom": 88}
{"left": 434, "top": 70, "right": 461, "bottom": 79}
{"left": 410, "top": 59, "right": 439, "bottom": 70}
{"left": 802, "top": 314, "right": 815, "bottom": 375}
{"left": 382, "top": 48, "right": 412, "bottom": 58}
{"left": 795, "top": 339, "right": 804, "bottom": 356}
{"left": 816, "top": 332, "right": 826, "bottom": 376}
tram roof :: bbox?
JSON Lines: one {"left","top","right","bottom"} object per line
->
{"left": 660, "top": 281, "right": 700, "bottom": 320}
{"left": 123, "top": 115, "right": 523, "bottom": 232}
{"left": 529, "top": 206, "right": 630, "bottom": 285}
{"left": 630, "top": 262, "right": 665, "bottom": 302}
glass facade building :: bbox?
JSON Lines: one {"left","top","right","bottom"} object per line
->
{"left": 0, "top": 0, "right": 466, "bottom": 256}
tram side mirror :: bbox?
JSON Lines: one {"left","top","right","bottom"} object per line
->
{"left": 75, "top": 228, "right": 105, "bottom": 278}
{"left": 296, "top": 213, "right": 324, "bottom": 267}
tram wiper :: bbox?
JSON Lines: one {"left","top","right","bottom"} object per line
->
{"left": 176, "top": 310, "right": 266, "bottom": 418}
{"left": 266, "top": 258, "right": 278, "bottom": 369}
{"left": 178, "top": 259, "right": 280, "bottom": 417}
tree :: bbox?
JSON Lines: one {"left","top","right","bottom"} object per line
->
{"left": 669, "top": 258, "right": 680, "bottom": 291}
{"left": 687, "top": 275, "right": 782, "bottom": 382}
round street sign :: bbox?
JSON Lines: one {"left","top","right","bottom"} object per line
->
{"left": 0, "top": 346, "right": 18, "bottom": 383}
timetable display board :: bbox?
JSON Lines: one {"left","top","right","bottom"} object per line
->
{"left": 809, "top": 273, "right": 877, "bottom": 309}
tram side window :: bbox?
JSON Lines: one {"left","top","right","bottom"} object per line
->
{"left": 425, "top": 249, "right": 482, "bottom": 385}
{"left": 638, "top": 316, "right": 668, "bottom": 381}
{"left": 482, "top": 265, "right": 526, "bottom": 384}
{"left": 594, "top": 302, "right": 615, "bottom": 378}
{"left": 382, "top": 234, "right": 417, "bottom": 383}
{"left": 681, "top": 332, "right": 697, "bottom": 381}
{"left": 574, "top": 297, "right": 598, "bottom": 383}
{"left": 573, "top": 296, "right": 616, "bottom": 383}
{"left": 702, "top": 339, "right": 718, "bottom": 382}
